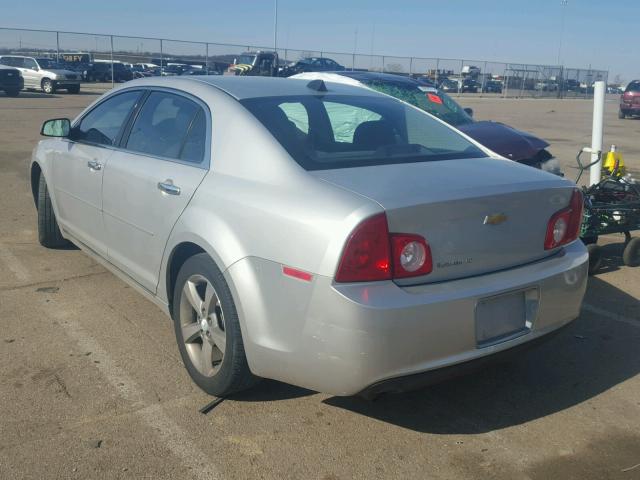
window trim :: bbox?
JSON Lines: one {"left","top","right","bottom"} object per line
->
{"left": 70, "top": 86, "right": 212, "bottom": 170}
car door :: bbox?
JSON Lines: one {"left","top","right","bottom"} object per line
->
{"left": 21, "top": 57, "right": 40, "bottom": 88}
{"left": 102, "top": 89, "right": 209, "bottom": 293}
{"left": 52, "top": 90, "right": 143, "bottom": 257}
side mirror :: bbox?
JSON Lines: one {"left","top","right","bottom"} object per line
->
{"left": 41, "top": 118, "right": 71, "bottom": 138}
{"left": 463, "top": 107, "right": 474, "bottom": 117}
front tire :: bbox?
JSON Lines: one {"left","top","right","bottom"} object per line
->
{"left": 37, "top": 174, "right": 68, "bottom": 248}
{"left": 172, "top": 253, "right": 258, "bottom": 396}
{"left": 41, "top": 78, "right": 55, "bottom": 94}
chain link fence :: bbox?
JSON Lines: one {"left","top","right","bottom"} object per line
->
{"left": 0, "top": 27, "right": 608, "bottom": 98}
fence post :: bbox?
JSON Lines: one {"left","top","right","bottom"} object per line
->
{"left": 382, "top": 56, "right": 385, "bottom": 72}
{"left": 56, "top": 31, "right": 60, "bottom": 62}
{"left": 205, "top": 43, "right": 209, "bottom": 70}
{"left": 160, "top": 39, "right": 164, "bottom": 73}
{"left": 435, "top": 58, "right": 440, "bottom": 84}
{"left": 110, "top": 35, "right": 114, "bottom": 88}
{"left": 352, "top": 53, "right": 355, "bottom": 71}
{"left": 409, "top": 57, "right": 413, "bottom": 75}
{"left": 480, "top": 61, "right": 487, "bottom": 97}
{"left": 458, "top": 59, "right": 464, "bottom": 96}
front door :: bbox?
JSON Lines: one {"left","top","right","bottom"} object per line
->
{"left": 21, "top": 57, "right": 40, "bottom": 89}
{"left": 51, "top": 90, "right": 143, "bottom": 257}
{"left": 102, "top": 90, "right": 209, "bottom": 292}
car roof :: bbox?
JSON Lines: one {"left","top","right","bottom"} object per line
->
{"left": 128, "top": 76, "right": 384, "bottom": 100}
{"left": 332, "top": 70, "right": 423, "bottom": 86}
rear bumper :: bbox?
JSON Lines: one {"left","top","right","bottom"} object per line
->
{"left": 620, "top": 103, "right": 640, "bottom": 114}
{"left": 359, "top": 320, "right": 570, "bottom": 399}
{"left": 227, "top": 241, "right": 588, "bottom": 396}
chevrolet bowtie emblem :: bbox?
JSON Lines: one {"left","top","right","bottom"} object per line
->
{"left": 484, "top": 213, "right": 508, "bottom": 225}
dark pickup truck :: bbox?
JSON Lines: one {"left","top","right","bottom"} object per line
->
{"left": 0, "top": 65, "right": 23, "bottom": 97}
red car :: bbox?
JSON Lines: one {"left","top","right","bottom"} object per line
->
{"left": 619, "top": 80, "right": 640, "bottom": 119}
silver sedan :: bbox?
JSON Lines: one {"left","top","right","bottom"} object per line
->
{"left": 31, "top": 76, "right": 588, "bottom": 397}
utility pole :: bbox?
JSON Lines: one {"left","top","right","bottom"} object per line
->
{"left": 274, "top": 0, "right": 278, "bottom": 51}
{"left": 557, "top": 0, "right": 568, "bottom": 66}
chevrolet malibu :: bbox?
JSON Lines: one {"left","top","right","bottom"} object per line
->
{"left": 31, "top": 76, "right": 588, "bottom": 397}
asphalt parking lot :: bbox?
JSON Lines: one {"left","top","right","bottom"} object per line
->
{"left": 0, "top": 89, "right": 639, "bottom": 480}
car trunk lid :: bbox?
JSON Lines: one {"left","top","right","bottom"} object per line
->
{"left": 312, "top": 157, "right": 574, "bottom": 284}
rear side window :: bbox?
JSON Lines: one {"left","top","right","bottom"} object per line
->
{"left": 126, "top": 91, "right": 205, "bottom": 162}
{"left": 0, "top": 57, "right": 22, "bottom": 67}
{"left": 75, "top": 90, "right": 141, "bottom": 146}
{"left": 242, "top": 94, "right": 484, "bottom": 171}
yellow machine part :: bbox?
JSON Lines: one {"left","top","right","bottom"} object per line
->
{"left": 602, "top": 150, "right": 626, "bottom": 177}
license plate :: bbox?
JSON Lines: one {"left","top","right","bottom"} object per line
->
{"left": 475, "top": 289, "right": 538, "bottom": 347}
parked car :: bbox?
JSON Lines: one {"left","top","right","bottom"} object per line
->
{"left": 85, "top": 62, "right": 133, "bottom": 83}
{"left": 0, "top": 56, "right": 80, "bottom": 94}
{"left": 226, "top": 51, "right": 279, "bottom": 76}
{"left": 482, "top": 80, "right": 503, "bottom": 93}
{"left": 619, "top": 80, "right": 640, "bottom": 119}
{"left": 292, "top": 71, "right": 562, "bottom": 174}
{"left": 438, "top": 78, "right": 459, "bottom": 93}
{"left": 460, "top": 78, "right": 479, "bottom": 93}
{"left": 32, "top": 76, "right": 587, "bottom": 397}
{"left": 282, "top": 57, "right": 345, "bottom": 76}
{"left": 0, "top": 65, "right": 24, "bottom": 96}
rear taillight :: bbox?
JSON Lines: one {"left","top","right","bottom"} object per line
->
{"left": 544, "top": 189, "right": 583, "bottom": 250}
{"left": 335, "top": 213, "right": 432, "bottom": 282}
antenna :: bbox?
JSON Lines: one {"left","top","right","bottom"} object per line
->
{"left": 307, "top": 79, "right": 328, "bottom": 92}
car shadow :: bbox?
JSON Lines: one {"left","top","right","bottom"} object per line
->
{"left": 229, "top": 379, "right": 315, "bottom": 402}
{"left": 323, "top": 276, "right": 639, "bottom": 434}
{"left": 1, "top": 91, "right": 61, "bottom": 99}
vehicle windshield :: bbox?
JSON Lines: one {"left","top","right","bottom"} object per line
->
{"left": 241, "top": 94, "right": 484, "bottom": 171}
{"left": 237, "top": 54, "right": 257, "bottom": 65}
{"left": 36, "top": 59, "right": 63, "bottom": 69}
{"left": 362, "top": 81, "right": 474, "bottom": 127}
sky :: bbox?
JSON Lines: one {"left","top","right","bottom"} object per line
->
{"left": 1, "top": 0, "right": 637, "bottom": 82}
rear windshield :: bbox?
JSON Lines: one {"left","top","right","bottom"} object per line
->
{"left": 362, "top": 81, "right": 473, "bottom": 127}
{"left": 241, "top": 94, "right": 484, "bottom": 171}
{"left": 626, "top": 82, "right": 640, "bottom": 92}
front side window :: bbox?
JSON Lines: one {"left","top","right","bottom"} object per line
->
{"left": 75, "top": 91, "right": 141, "bottom": 146}
{"left": 23, "top": 58, "right": 38, "bottom": 70}
{"left": 126, "top": 91, "right": 204, "bottom": 161}
{"left": 242, "top": 94, "right": 484, "bottom": 171}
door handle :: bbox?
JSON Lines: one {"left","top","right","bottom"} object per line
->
{"left": 158, "top": 180, "right": 181, "bottom": 196}
{"left": 87, "top": 160, "right": 102, "bottom": 171}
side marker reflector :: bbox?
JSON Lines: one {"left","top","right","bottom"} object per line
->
{"left": 282, "top": 266, "right": 313, "bottom": 282}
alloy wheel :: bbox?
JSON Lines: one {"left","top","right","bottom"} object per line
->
{"left": 179, "top": 274, "right": 226, "bottom": 377}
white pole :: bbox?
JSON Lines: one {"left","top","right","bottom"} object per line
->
{"left": 589, "top": 80, "right": 606, "bottom": 185}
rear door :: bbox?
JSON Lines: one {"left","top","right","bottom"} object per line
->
{"left": 102, "top": 89, "right": 209, "bottom": 292}
{"left": 52, "top": 90, "right": 143, "bottom": 257}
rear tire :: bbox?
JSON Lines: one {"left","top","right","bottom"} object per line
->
{"left": 4, "top": 87, "right": 20, "bottom": 97}
{"left": 37, "top": 174, "right": 68, "bottom": 248}
{"left": 622, "top": 238, "right": 640, "bottom": 267}
{"left": 172, "top": 253, "right": 258, "bottom": 396}
{"left": 586, "top": 243, "right": 602, "bottom": 275}
{"left": 41, "top": 78, "right": 55, "bottom": 94}
{"left": 618, "top": 109, "right": 626, "bottom": 119}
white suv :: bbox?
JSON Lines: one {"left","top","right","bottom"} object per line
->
{"left": 0, "top": 56, "right": 81, "bottom": 94}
